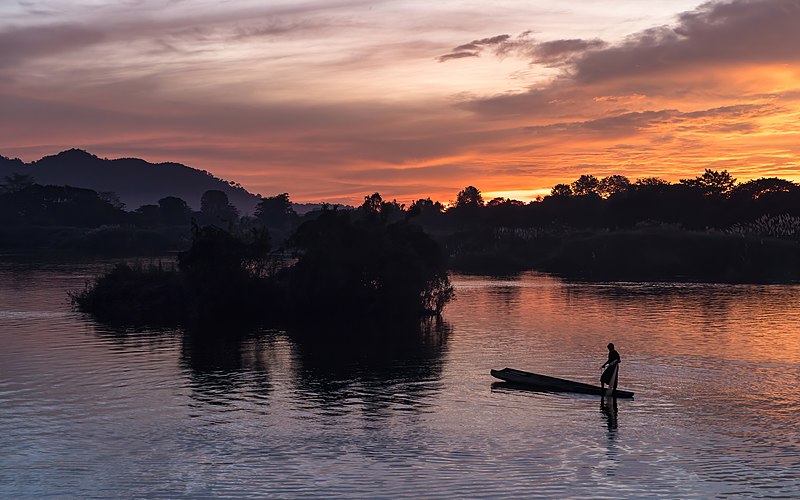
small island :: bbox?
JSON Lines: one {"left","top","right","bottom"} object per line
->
{"left": 71, "top": 195, "right": 454, "bottom": 329}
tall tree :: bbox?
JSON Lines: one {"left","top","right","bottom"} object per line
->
{"left": 733, "top": 178, "right": 797, "bottom": 199}
{"left": 455, "top": 186, "right": 484, "bottom": 207}
{"left": 200, "top": 190, "right": 239, "bottom": 226}
{"left": 598, "top": 175, "right": 631, "bottom": 198}
{"left": 255, "top": 193, "right": 296, "bottom": 229}
{"left": 550, "top": 183, "right": 573, "bottom": 197}
{"left": 680, "top": 169, "right": 736, "bottom": 197}
{"left": 158, "top": 196, "right": 192, "bottom": 226}
{"left": 571, "top": 174, "right": 600, "bottom": 196}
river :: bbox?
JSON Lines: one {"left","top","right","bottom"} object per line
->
{"left": 1, "top": 261, "right": 799, "bottom": 498}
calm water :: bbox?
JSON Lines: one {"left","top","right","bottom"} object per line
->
{"left": 2, "top": 261, "right": 800, "bottom": 498}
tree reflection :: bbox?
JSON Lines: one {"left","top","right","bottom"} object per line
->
{"left": 287, "top": 317, "right": 451, "bottom": 417}
{"left": 179, "top": 327, "right": 274, "bottom": 406}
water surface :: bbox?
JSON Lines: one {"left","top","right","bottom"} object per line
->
{"left": 1, "top": 262, "right": 799, "bottom": 498}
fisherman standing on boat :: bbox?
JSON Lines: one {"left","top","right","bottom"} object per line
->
{"left": 600, "top": 343, "right": 621, "bottom": 392}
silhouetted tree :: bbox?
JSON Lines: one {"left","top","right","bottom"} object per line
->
{"left": 0, "top": 184, "right": 126, "bottom": 226}
{"left": 360, "top": 192, "right": 404, "bottom": 221}
{"left": 362, "top": 192, "right": 383, "bottom": 214}
{"left": 455, "top": 186, "right": 484, "bottom": 207}
{"left": 200, "top": 189, "right": 239, "bottom": 226}
{"left": 407, "top": 198, "right": 444, "bottom": 219}
{"left": 286, "top": 209, "right": 453, "bottom": 320}
{"left": 255, "top": 193, "right": 297, "bottom": 230}
{"left": 158, "top": 196, "right": 192, "bottom": 226}
{"left": 571, "top": 174, "right": 600, "bottom": 196}
{"left": 135, "top": 204, "right": 161, "bottom": 227}
{"left": 487, "top": 197, "right": 524, "bottom": 207}
{"left": 598, "top": 175, "right": 631, "bottom": 198}
{"left": 178, "top": 224, "right": 272, "bottom": 320}
{"left": 551, "top": 183, "right": 573, "bottom": 197}
{"left": 680, "top": 169, "right": 736, "bottom": 197}
{"left": 732, "top": 177, "right": 797, "bottom": 199}
{"left": 635, "top": 177, "right": 669, "bottom": 187}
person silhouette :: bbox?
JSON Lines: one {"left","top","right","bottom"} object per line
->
{"left": 600, "top": 343, "right": 620, "bottom": 393}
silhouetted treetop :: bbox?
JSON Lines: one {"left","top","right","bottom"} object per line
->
{"left": 200, "top": 189, "right": 239, "bottom": 226}
{"left": 407, "top": 198, "right": 444, "bottom": 219}
{"left": 158, "top": 196, "right": 192, "bottom": 226}
{"left": 680, "top": 169, "right": 736, "bottom": 197}
{"left": 635, "top": 177, "right": 669, "bottom": 187}
{"left": 286, "top": 208, "right": 453, "bottom": 319}
{"left": 598, "top": 175, "right": 631, "bottom": 198}
{"left": 360, "top": 192, "right": 404, "bottom": 221}
{"left": 455, "top": 186, "right": 484, "bottom": 207}
{"left": 255, "top": 192, "right": 297, "bottom": 230}
{"left": 551, "top": 183, "right": 573, "bottom": 197}
{"left": 571, "top": 174, "right": 600, "bottom": 197}
{"left": 733, "top": 177, "right": 798, "bottom": 199}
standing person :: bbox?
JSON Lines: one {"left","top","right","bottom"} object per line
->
{"left": 600, "top": 343, "right": 621, "bottom": 393}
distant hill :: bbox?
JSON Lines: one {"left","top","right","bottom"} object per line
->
{"left": 0, "top": 149, "right": 261, "bottom": 214}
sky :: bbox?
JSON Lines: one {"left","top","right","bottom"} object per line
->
{"left": 2, "top": 0, "right": 800, "bottom": 205}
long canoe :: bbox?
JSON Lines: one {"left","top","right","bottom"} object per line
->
{"left": 490, "top": 367, "right": 634, "bottom": 398}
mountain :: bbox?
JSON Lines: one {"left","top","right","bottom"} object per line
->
{"left": 0, "top": 149, "right": 261, "bottom": 213}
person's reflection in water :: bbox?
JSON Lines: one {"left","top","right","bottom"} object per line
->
{"left": 600, "top": 396, "right": 618, "bottom": 434}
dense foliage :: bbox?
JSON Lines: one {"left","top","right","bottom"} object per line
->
{"left": 283, "top": 207, "right": 452, "bottom": 320}
{"left": 73, "top": 203, "right": 454, "bottom": 329}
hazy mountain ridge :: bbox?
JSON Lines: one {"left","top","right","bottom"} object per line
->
{"left": 0, "top": 149, "right": 261, "bottom": 214}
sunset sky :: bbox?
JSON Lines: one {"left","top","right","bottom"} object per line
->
{"left": 2, "top": 0, "right": 800, "bottom": 205}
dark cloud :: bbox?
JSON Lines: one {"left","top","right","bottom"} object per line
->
{"left": 452, "top": 34, "right": 511, "bottom": 52}
{"left": 463, "top": 0, "right": 800, "bottom": 120}
{"left": 437, "top": 51, "right": 480, "bottom": 62}
{"left": 530, "top": 38, "right": 607, "bottom": 66}
{"left": 439, "top": 31, "right": 606, "bottom": 66}
{"left": 437, "top": 34, "right": 510, "bottom": 62}
{"left": 523, "top": 103, "right": 778, "bottom": 138}
{"left": 572, "top": 0, "right": 800, "bottom": 82}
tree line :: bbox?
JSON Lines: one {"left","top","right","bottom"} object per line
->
{"left": 7, "top": 168, "right": 800, "bottom": 282}
{"left": 5, "top": 168, "right": 799, "bottom": 235}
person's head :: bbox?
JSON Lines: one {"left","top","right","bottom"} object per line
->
{"left": 607, "top": 342, "right": 615, "bottom": 351}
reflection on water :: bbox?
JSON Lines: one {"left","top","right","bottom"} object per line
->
{"left": 288, "top": 319, "right": 449, "bottom": 416}
{"left": 2, "top": 264, "right": 800, "bottom": 498}
{"left": 600, "top": 397, "right": 618, "bottom": 433}
{"left": 180, "top": 331, "right": 276, "bottom": 407}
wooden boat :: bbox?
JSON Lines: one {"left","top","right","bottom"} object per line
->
{"left": 490, "top": 367, "right": 634, "bottom": 398}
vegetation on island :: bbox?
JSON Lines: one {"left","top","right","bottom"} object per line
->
{"left": 72, "top": 194, "right": 454, "bottom": 328}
